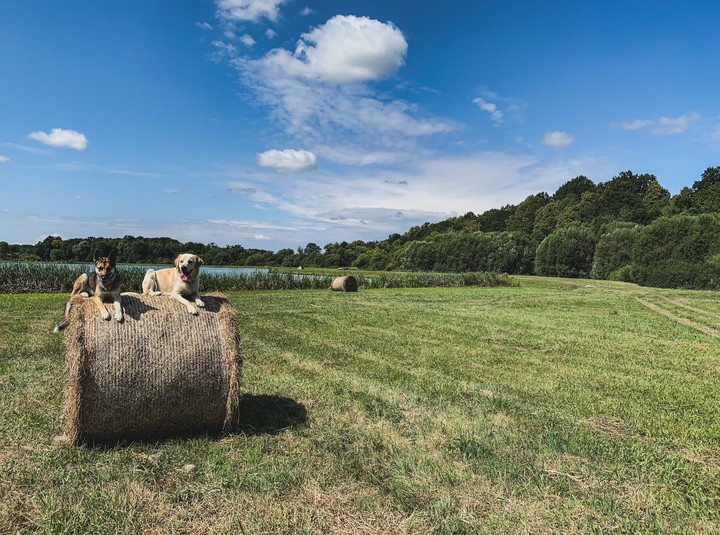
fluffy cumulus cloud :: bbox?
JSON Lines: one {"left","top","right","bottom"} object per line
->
{"left": 542, "top": 130, "right": 575, "bottom": 148}
{"left": 257, "top": 148, "right": 318, "bottom": 171}
{"left": 215, "top": 0, "right": 286, "bottom": 22}
{"left": 28, "top": 128, "right": 88, "bottom": 150}
{"left": 618, "top": 112, "right": 700, "bottom": 136}
{"left": 287, "top": 15, "right": 407, "bottom": 84}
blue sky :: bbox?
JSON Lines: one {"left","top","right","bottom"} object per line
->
{"left": 1, "top": 0, "right": 719, "bottom": 251}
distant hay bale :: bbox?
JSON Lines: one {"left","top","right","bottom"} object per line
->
{"left": 62, "top": 293, "right": 242, "bottom": 444}
{"left": 330, "top": 275, "right": 358, "bottom": 292}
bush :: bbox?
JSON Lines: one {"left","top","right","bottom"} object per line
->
{"left": 591, "top": 225, "right": 641, "bottom": 280}
{"left": 535, "top": 227, "right": 597, "bottom": 278}
{"left": 630, "top": 260, "right": 720, "bottom": 290}
{"left": 608, "top": 264, "right": 639, "bottom": 283}
{"left": 399, "top": 232, "right": 535, "bottom": 274}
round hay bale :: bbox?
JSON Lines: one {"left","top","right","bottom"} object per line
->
{"left": 62, "top": 293, "right": 242, "bottom": 444}
{"left": 330, "top": 275, "right": 358, "bottom": 292}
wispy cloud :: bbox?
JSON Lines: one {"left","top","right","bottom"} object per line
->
{"left": 472, "top": 88, "right": 524, "bottom": 126}
{"left": 473, "top": 97, "right": 503, "bottom": 125}
{"left": 0, "top": 155, "right": 9, "bottom": 163}
{"left": 1, "top": 142, "right": 49, "bottom": 154}
{"left": 210, "top": 40, "right": 238, "bottom": 61}
{"left": 215, "top": 0, "right": 286, "bottom": 23}
{"left": 617, "top": 112, "right": 700, "bottom": 135}
{"left": 224, "top": 151, "right": 613, "bottom": 237}
{"left": 24, "top": 161, "right": 166, "bottom": 177}
{"left": 196, "top": 21, "right": 213, "bottom": 30}
{"left": 28, "top": 128, "right": 88, "bottom": 150}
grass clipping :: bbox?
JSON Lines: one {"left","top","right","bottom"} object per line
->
{"left": 62, "top": 293, "right": 242, "bottom": 444}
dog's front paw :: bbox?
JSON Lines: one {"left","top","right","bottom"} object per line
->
{"left": 187, "top": 306, "right": 198, "bottom": 315}
{"left": 101, "top": 311, "right": 111, "bottom": 321}
{"left": 115, "top": 314, "right": 124, "bottom": 323}
{"left": 195, "top": 299, "right": 205, "bottom": 308}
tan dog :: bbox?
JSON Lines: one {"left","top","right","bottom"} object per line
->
{"left": 142, "top": 253, "right": 205, "bottom": 315}
{"left": 54, "top": 250, "right": 123, "bottom": 332}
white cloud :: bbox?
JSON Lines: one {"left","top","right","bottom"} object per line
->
{"left": 299, "top": 7, "right": 313, "bottom": 16}
{"left": 211, "top": 40, "right": 238, "bottom": 61}
{"left": 617, "top": 112, "right": 700, "bottom": 135}
{"left": 257, "top": 148, "right": 318, "bottom": 171}
{"left": 0, "top": 155, "right": 9, "bottom": 163}
{"left": 27, "top": 128, "right": 88, "bottom": 150}
{"left": 265, "top": 28, "right": 277, "bottom": 39}
{"left": 225, "top": 151, "right": 613, "bottom": 241}
{"left": 196, "top": 21, "right": 213, "bottom": 30}
{"left": 280, "top": 15, "right": 407, "bottom": 84}
{"left": 313, "top": 145, "right": 407, "bottom": 166}
{"left": 215, "top": 0, "right": 286, "bottom": 22}
{"left": 654, "top": 113, "right": 700, "bottom": 135}
{"left": 240, "top": 34, "right": 256, "bottom": 46}
{"left": 238, "top": 47, "right": 456, "bottom": 160}
{"left": 618, "top": 119, "right": 654, "bottom": 131}
{"left": 542, "top": 131, "right": 575, "bottom": 148}
{"left": 473, "top": 97, "right": 503, "bottom": 125}
{"left": 217, "top": 14, "right": 456, "bottom": 164}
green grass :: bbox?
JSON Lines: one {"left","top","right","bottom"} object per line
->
{"left": 1, "top": 278, "right": 719, "bottom": 533}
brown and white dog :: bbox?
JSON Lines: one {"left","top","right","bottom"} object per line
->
{"left": 54, "top": 250, "right": 123, "bottom": 332}
{"left": 142, "top": 253, "right": 205, "bottom": 315}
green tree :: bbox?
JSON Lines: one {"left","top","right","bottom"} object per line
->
{"left": 553, "top": 175, "right": 596, "bottom": 201}
{"left": 506, "top": 193, "right": 550, "bottom": 234}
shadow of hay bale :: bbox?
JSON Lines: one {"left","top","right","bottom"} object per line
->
{"left": 236, "top": 394, "right": 308, "bottom": 435}
{"left": 75, "top": 395, "right": 308, "bottom": 448}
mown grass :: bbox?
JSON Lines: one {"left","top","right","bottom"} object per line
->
{"left": 0, "top": 262, "right": 512, "bottom": 293}
{"left": 1, "top": 278, "right": 719, "bottom": 533}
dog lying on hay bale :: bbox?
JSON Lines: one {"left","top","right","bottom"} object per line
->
{"left": 330, "top": 275, "right": 358, "bottom": 292}
{"left": 62, "top": 293, "right": 242, "bottom": 444}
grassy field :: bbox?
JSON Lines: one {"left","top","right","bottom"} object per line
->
{"left": 1, "top": 277, "right": 719, "bottom": 533}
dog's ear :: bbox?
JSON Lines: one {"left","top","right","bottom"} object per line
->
{"left": 174, "top": 255, "right": 180, "bottom": 269}
{"left": 93, "top": 249, "right": 99, "bottom": 262}
{"left": 196, "top": 256, "right": 204, "bottom": 267}
{"left": 108, "top": 249, "right": 117, "bottom": 264}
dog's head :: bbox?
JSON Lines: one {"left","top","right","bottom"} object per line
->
{"left": 93, "top": 250, "right": 118, "bottom": 285}
{"left": 175, "top": 253, "right": 203, "bottom": 282}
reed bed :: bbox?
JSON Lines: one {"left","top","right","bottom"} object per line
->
{"left": 0, "top": 262, "right": 514, "bottom": 293}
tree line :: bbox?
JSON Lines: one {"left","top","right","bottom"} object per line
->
{"left": 1, "top": 166, "right": 719, "bottom": 289}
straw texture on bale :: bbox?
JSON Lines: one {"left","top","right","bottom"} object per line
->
{"left": 330, "top": 275, "right": 358, "bottom": 292}
{"left": 63, "top": 293, "right": 242, "bottom": 444}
